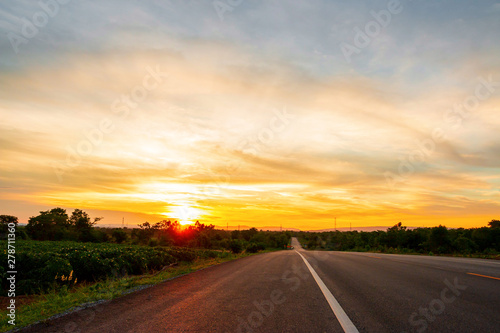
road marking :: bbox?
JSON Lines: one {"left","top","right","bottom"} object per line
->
{"left": 295, "top": 250, "right": 359, "bottom": 333}
{"left": 366, "top": 255, "right": 381, "bottom": 259}
{"left": 467, "top": 272, "right": 500, "bottom": 281}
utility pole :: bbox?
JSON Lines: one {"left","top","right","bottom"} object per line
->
{"left": 335, "top": 217, "right": 337, "bottom": 231}
{"left": 350, "top": 222, "right": 352, "bottom": 232}
{"left": 280, "top": 224, "right": 282, "bottom": 232}
{"left": 238, "top": 225, "right": 240, "bottom": 231}
{"left": 227, "top": 221, "right": 228, "bottom": 231}
{"left": 122, "top": 217, "right": 124, "bottom": 228}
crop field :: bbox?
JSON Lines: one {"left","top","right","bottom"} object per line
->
{"left": 0, "top": 240, "right": 226, "bottom": 295}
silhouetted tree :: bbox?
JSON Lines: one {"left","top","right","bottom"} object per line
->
{"left": 386, "top": 222, "right": 408, "bottom": 248}
{"left": 26, "top": 208, "right": 102, "bottom": 241}
{"left": 428, "top": 225, "right": 450, "bottom": 252}
{"left": 0, "top": 215, "right": 18, "bottom": 234}
{"left": 26, "top": 208, "right": 69, "bottom": 240}
{"left": 488, "top": 220, "right": 500, "bottom": 228}
{"left": 70, "top": 209, "right": 101, "bottom": 231}
{"left": 472, "top": 227, "right": 494, "bottom": 251}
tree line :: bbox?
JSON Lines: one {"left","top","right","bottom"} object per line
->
{"left": 0, "top": 208, "right": 291, "bottom": 253}
{"left": 4, "top": 208, "right": 497, "bottom": 255}
{"left": 294, "top": 221, "right": 500, "bottom": 255}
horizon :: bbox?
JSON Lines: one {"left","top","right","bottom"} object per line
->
{"left": 1, "top": 1, "right": 500, "bottom": 230}
{"left": 7, "top": 205, "right": 496, "bottom": 232}
{"left": 14, "top": 218, "right": 492, "bottom": 232}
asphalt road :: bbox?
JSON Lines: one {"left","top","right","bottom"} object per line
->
{"left": 20, "top": 238, "right": 500, "bottom": 333}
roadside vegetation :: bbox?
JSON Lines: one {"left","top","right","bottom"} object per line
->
{"left": 0, "top": 209, "right": 291, "bottom": 331}
{"left": 294, "top": 220, "right": 500, "bottom": 258}
{"left": 0, "top": 241, "right": 224, "bottom": 295}
{"left": 0, "top": 252, "right": 254, "bottom": 332}
{"left": 1, "top": 208, "right": 290, "bottom": 252}
{"left": 0, "top": 209, "right": 290, "bottom": 297}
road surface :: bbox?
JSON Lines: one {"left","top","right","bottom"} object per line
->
{"left": 19, "top": 238, "right": 500, "bottom": 332}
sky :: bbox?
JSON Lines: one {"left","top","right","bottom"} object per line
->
{"left": 1, "top": 0, "right": 499, "bottom": 230}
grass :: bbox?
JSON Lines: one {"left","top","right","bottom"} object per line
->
{"left": 0, "top": 251, "right": 265, "bottom": 332}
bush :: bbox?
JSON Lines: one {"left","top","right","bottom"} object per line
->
{"left": 453, "top": 237, "right": 477, "bottom": 254}
{"left": 112, "top": 229, "right": 128, "bottom": 243}
{"left": 229, "top": 240, "right": 243, "bottom": 253}
{"left": 148, "top": 238, "right": 159, "bottom": 247}
{"left": 246, "top": 243, "right": 260, "bottom": 253}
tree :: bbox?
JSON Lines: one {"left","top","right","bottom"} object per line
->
{"left": 0, "top": 215, "right": 18, "bottom": 234}
{"left": 26, "top": 208, "right": 100, "bottom": 241}
{"left": 135, "top": 221, "right": 156, "bottom": 243}
{"left": 453, "top": 236, "right": 477, "bottom": 254}
{"left": 229, "top": 239, "right": 243, "bottom": 253}
{"left": 386, "top": 222, "right": 408, "bottom": 248}
{"left": 26, "top": 208, "right": 69, "bottom": 240}
{"left": 429, "top": 225, "right": 451, "bottom": 253}
{"left": 241, "top": 227, "right": 258, "bottom": 241}
{"left": 488, "top": 220, "right": 500, "bottom": 228}
{"left": 472, "top": 227, "right": 494, "bottom": 251}
{"left": 70, "top": 209, "right": 101, "bottom": 231}
{"left": 387, "top": 222, "right": 406, "bottom": 232}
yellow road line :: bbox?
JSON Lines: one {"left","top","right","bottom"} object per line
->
{"left": 467, "top": 272, "right": 500, "bottom": 281}
{"left": 366, "top": 255, "right": 382, "bottom": 259}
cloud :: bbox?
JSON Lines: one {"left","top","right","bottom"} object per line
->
{"left": 0, "top": 1, "right": 499, "bottom": 228}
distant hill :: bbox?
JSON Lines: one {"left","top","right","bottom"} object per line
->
{"left": 214, "top": 225, "right": 302, "bottom": 232}
{"left": 256, "top": 226, "right": 302, "bottom": 232}
{"left": 86, "top": 224, "right": 417, "bottom": 232}
{"left": 214, "top": 225, "right": 418, "bottom": 232}
{"left": 309, "top": 226, "right": 419, "bottom": 232}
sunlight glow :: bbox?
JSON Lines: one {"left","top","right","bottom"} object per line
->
{"left": 166, "top": 205, "right": 205, "bottom": 225}
{"left": 1, "top": 1, "right": 498, "bottom": 230}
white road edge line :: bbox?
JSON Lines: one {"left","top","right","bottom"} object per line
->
{"left": 295, "top": 250, "right": 359, "bottom": 333}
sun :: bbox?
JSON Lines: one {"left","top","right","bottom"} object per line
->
{"left": 168, "top": 205, "right": 205, "bottom": 225}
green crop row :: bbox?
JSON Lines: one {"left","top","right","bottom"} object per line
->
{"left": 0, "top": 240, "right": 222, "bottom": 295}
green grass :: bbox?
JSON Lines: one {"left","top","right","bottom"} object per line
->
{"left": 0, "top": 240, "right": 211, "bottom": 296}
{"left": 0, "top": 251, "right": 264, "bottom": 332}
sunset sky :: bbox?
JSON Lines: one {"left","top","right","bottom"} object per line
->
{"left": 1, "top": 0, "right": 499, "bottom": 230}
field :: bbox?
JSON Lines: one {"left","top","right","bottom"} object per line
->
{"left": 0, "top": 240, "right": 254, "bottom": 331}
{"left": 0, "top": 240, "right": 228, "bottom": 296}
